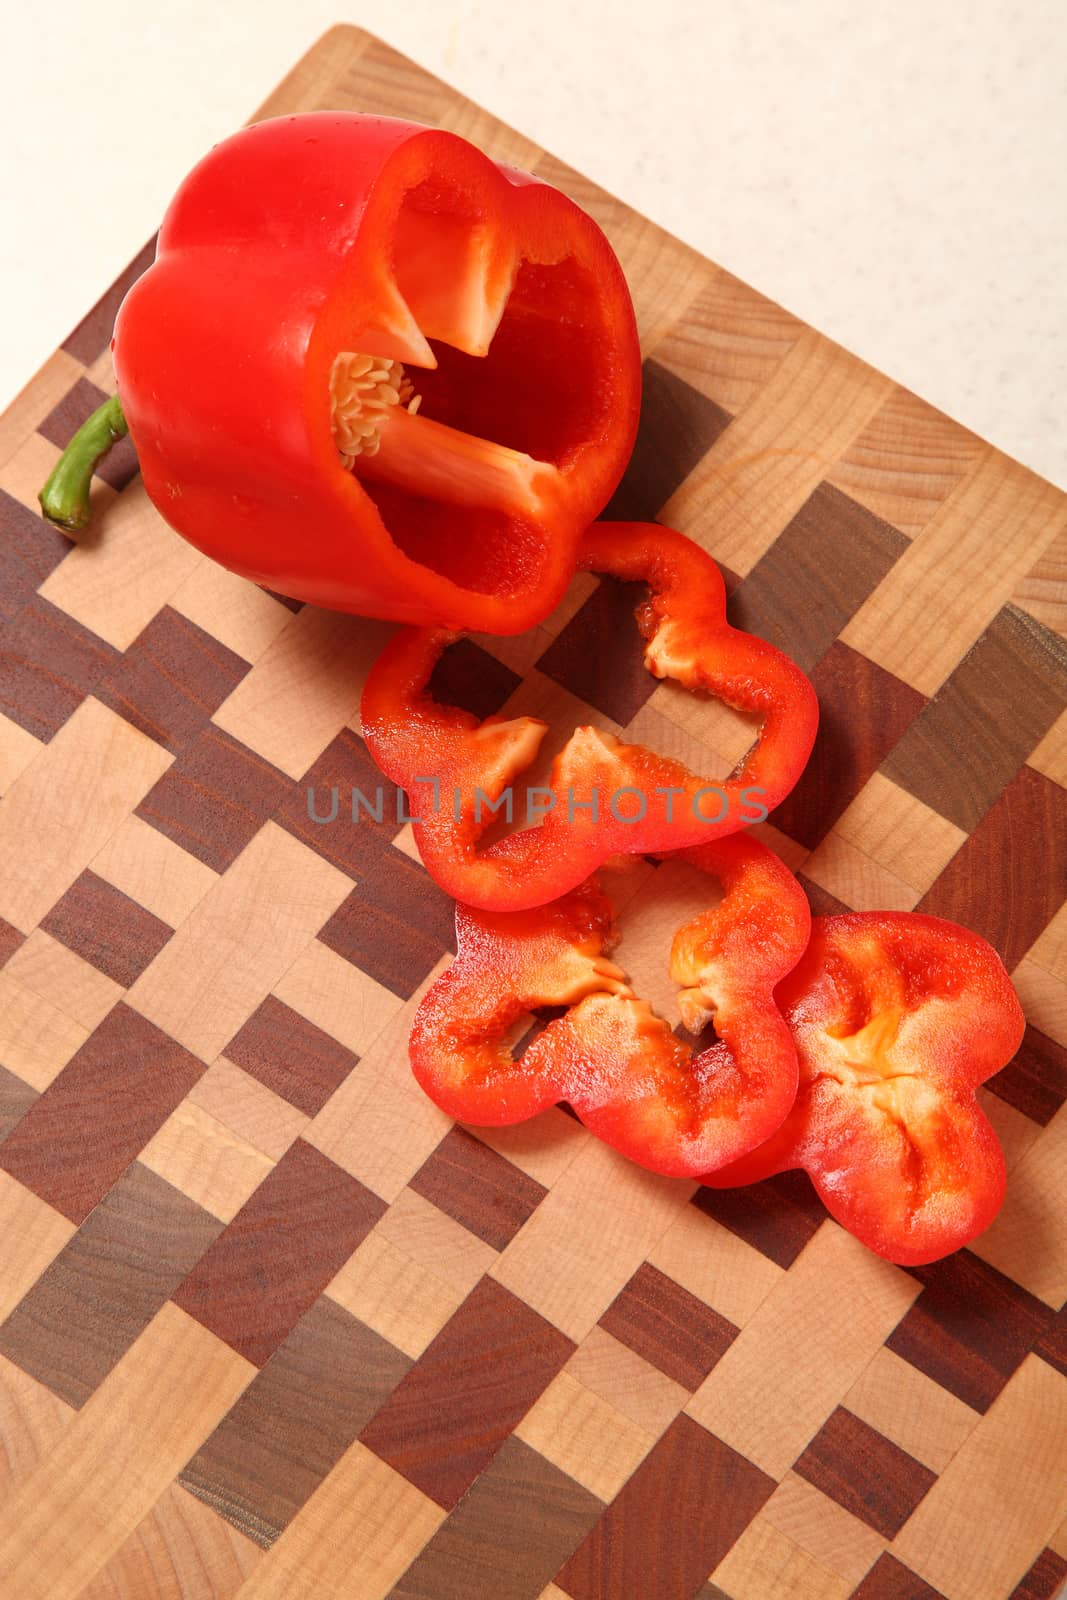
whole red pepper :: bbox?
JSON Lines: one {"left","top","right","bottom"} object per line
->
{"left": 43, "top": 113, "right": 640, "bottom": 635}
{"left": 363, "top": 522, "right": 819, "bottom": 910}
{"left": 409, "top": 835, "right": 810, "bottom": 1177}
{"left": 706, "top": 912, "right": 1024, "bottom": 1265}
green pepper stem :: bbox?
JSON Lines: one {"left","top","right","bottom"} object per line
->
{"left": 38, "top": 394, "right": 130, "bottom": 530}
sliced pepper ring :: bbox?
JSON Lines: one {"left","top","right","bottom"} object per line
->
{"left": 408, "top": 834, "right": 810, "bottom": 1178}
{"left": 706, "top": 912, "right": 1025, "bottom": 1265}
{"left": 109, "top": 112, "right": 640, "bottom": 633}
{"left": 362, "top": 521, "right": 819, "bottom": 911}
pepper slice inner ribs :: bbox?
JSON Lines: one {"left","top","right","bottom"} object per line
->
{"left": 409, "top": 835, "right": 810, "bottom": 1178}
{"left": 46, "top": 113, "right": 640, "bottom": 634}
{"left": 706, "top": 912, "right": 1025, "bottom": 1265}
{"left": 362, "top": 521, "right": 819, "bottom": 911}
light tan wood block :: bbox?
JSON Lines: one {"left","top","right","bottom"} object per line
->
{"left": 843, "top": 1347, "right": 980, "bottom": 1474}
{"left": 644, "top": 677, "right": 760, "bottom": 773}
{"left": 515, "top": 1369, "right": 652, "bottom": 1502}
{"left": 5, "top": 929, "right": 123, "bottom": 1033}
{"left": 169, "top": 560, "right": 296, "bottom": 665}
{"left": 842, "top": 451, "right": 1067, "bottom": 695}
{"left": 1014, "top": 520, "right": 1066, "bottom": 636}
{"left": 375, "top": 1187, "right": 497, "bottom": 1299}
{"left": 211, "top": 607, "right": 395, "bottom": 779}
{"left": 1028, "top": 709, "right": 1067, "bottom": 787}
{"left": 893, "top": 1356, "right": 1067, "bottom": 1600}
{"left": 0, "top": 349, "right": 83, "bottom": 469}
{"left": 661, "top": 330, "right": 893, "bottom": 575}
{"left": 439, "top": 99, "right": 541, "bottom": 170}
{"left": 189, "top": 1058, "right": 309, "bottom": 1163}
{"left": 139, "top": 1099, "right": 274, "bottom": 1223}
{"left": 711, "top": 1515, "right": 854, "bottom": 1600}
{"left": 0, "top": 712, "right": 43, "bottom": 795}
{"left": 91, "top": 813, "right": 218, "bottom": 926}
{"left": 39, "top": 481, "right": 203, "bottom": 650}
{"left": 832, "top": 773, "right": 967, "bottom": 893}
{"left": 0, "top": 1355, "right": 75, "bottom": 1496}
{"left": 127, "top": 822, "right": 351, "bottom": 1061}
{"left": 0, "top": 1176, "right": 76, "bottom": 1323}
{"left": 0, "top": 1304, "right": 253, "bottom": 1600}
{"left": 326, "top": 1231, "right": 465, "bottom": 1360}
{"left": 0, "top": 696, "right": 172, "bottom": 933}
{"left": 646, "top": 1202, "right": 784, "bottom": 1329}
{"left": 1025, "top": 900, "right": 1067, "bottom": 985}
{"left": 564, "top": 1325, "right": 688, "bottom": 1435}
{"left": 305, "top": 976, "right": 448, "bottom": 1202}
{"left": 0, "top": 971, "right": 89, "bottom": 1090}
{"left": 969, "top": 1101, "right": 1067, "bottom": 1306}
{"left": 1011, "top": 960, "right": 1067, "bottom": 1049}
{"left": 686, "top": 1224, "right": 919, "bottom": 1477}
{"left": 491, "top": 1137, "right": 692, "bottom": 1341}
{"left": 0, "top": 431, "right": 64, "bottom": 513}
{"left": 761, "top": 1473, "right": 886, "bottom": 1588}
{"left": 977, "top": 1086, "right": 1044, "bottom": 1173}
{"left": 802, "top": 827, "right": 920, "bottom": 913}
{"left": 272, "top": 935, "right": 404, "bottom": 1061}
{"left": 76, "top": 1481, "right": 262, "bottom": 1600}
{"left": 231, "top": 1441, "right": 444, "bottom": 1600}
{"left": 650, "top": 265, "right": 803, "bottom": 414}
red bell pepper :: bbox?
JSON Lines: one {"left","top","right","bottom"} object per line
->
{"left": 41, "top": 112, "right": 640, "bottom": 635}
{"left": 706, "top": 912, "right": 1024, "bottom": 1265}
{"left": 363, "top": 521, "right": 818, "bottom": 910}
{"left": 408, "top": 834, "right": 810, "bottom": 1177}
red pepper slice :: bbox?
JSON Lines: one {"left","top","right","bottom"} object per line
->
{"left": 706, "top": 912, "right": 1024, "bottom": 1265}
{"left": 409, "top": 835, "right": 810, "bottom": 1177}
{"left": 102, "top": 113, "right": 639, "bottom": 633}
{"left": 363, "top": 522, "right": 818, "bottom": 910}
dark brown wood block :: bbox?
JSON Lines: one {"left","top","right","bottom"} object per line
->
{"left": 692, "top": 1169, "right": 826, "bottom": 1269}
{"left": 0, "top": 1162, "right": 220, "bottom": 1408}
{"left": 61, "top": 237, "right": 156, "bottom": 365}
{"left": 172, "top": 1139, "right": 384, "bottom": 1368}
{"left": 37, "top": 377, "right": 138, "bottom": 491}
{"left": 429, "top": 637, "right": 522, "bottom": 721}
{"left": 0, "top": 1065, "right": 38, "bottom": 1142}
{"left": 223, "top": 995, "right": 360, "bottom": 1118}
{"left": 317, "top": 847, "right": 455, "bottom": 1000}
{"left": 882, "top": 605, "right": 1067, "bottom": 830}
{"left": 887, "top": 1250, "right": 1055, "bottom": 1413}
{"left": 1010, "top": 1548, "right": 1067, "bottom": 1600}
{"left": 598, "top": 1261, "right": 737, "bottom": 1391}
{"left": 0, "top": 917, "right": 24, "bottom": 967}
{"left": 277, "top": 727, "right": 397, "bottom": 878}
{"left": 0, "top": 489, "right": 74, "bottom": 625}
{"left": 97, "top": 606, "right": 250, "bottom": 753}
{"left": 794, "top": 1407, "right": 936, "bottom": 1538}
{"left": 772, "top": 641, "right": 925, "bottom": 849}
{"left": 0, "top": 596, "right": 120, "bottom": 741}
{"left": 729, "top": 483, "right": 909, "bottom": 673}
{"left": 987, "top": 1025, "right": 1067, "bottom": 1128}
{"left": 180, "top": 1295, "right": 410, "bottom": 1547}
{"left": 40, "top": 869, "right": 174, "bottom": 985}
{"left": 603, "top": 358, "right": 732, "bottom": 522}
{"left": 409, "top": 1127, "right": 547, "bottom": 1253}
{"left": 1034, "top": 1304, "right": 1067, "bottom": 1380}
{"left": 917, "top": 764, "right": 1067, "bottom": 969}
{"left": 360, "top": 1277, "right": 574, "bottom": 1512}
{"left": 136, "top": 723, "right": 296, "bottom": 874}
{"left": 536, "top": 576, "right": 658, "bottom": 727}
{"left": 0, "top": 1004, "right": 206, "bottom": 1224}
{"left": 389, "top": 1435, "right": 602, "bottom": 1600}
{"left": 557, "top": 1414, "right": 775, "bottom": 1600}
{"left": 852, "top": 1553, "right": 947, "bottom": 1600}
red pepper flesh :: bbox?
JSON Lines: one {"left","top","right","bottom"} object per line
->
{"left": 706, "top": 912, "right": 1024, "bottom": 1265}
{"left": 409, "top": 835, "right": 810, "bottom": 1177}
{"left": 362, "top": 521, "right": 819, "bottom": 910}
{"left": 111, "top": 112, "right": 640, "bottom": 634}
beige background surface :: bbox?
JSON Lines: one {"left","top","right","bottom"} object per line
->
{"left": 1, "top": 0, "right": 1064, "bottom": 487}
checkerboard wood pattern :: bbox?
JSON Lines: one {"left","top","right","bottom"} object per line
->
{"left": 0, "top": 24, "right": 1065, "bottom": 1600}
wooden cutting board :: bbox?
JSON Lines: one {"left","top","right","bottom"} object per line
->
{"left": 0, "top": 25, "right": 1065, "bottom": 1600}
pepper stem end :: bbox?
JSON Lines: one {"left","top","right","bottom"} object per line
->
{"left": 38, "top": 394, "right": 129, "bottom": 531}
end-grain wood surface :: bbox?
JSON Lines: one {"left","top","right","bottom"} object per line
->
{"left": 0, "top": 25, "right": 1065, "bottom": 1600}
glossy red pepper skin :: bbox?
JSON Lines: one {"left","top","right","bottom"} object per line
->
{"left": 409, "top": 835, "right": 810, "bottom": 1177}
{"left": 111, "top": 112, "right": 640, "bottom": 634}
{"left": 706, "top": 912, "right": 1024, "bottom": 1265}
{"left": 363, "top": 522, "right": 818, "bottom": 911}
